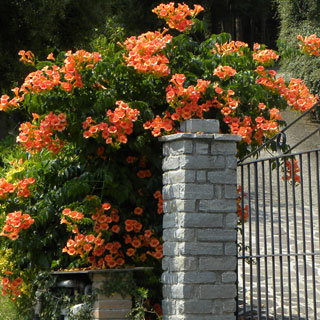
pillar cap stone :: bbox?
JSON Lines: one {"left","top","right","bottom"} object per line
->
{"left": 180, "top": 119, "right": 220, "bottom": 134}
{"left": 159, "top": 119, "right": 242, "bottom": 142}
{"left": 159, "top": 132, "right": 242, "bottom": 142}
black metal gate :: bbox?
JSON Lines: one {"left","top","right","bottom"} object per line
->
{"left": 237, "top": 103, "right": 320, "bottom": 319}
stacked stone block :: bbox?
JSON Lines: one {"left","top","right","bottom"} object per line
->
{"left": 91, "top": 273, "right": 132, "bottom": 320}
{"left": 160, "top": 119, "right": 241, "bottom": 320}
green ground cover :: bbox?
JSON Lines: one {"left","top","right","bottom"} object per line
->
{"left": 0, "top": 294, "right": 21, "bottom": 320}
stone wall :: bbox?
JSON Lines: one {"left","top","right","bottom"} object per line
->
{"left": 91, "top": 273, "right": 132, "bottom": 320}
{"left": 160, "top": 119, "right": 241, "bottom": 320}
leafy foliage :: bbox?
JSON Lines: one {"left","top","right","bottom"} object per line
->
{"left": 33, "top": 272, "right": 95, "bottom": 320}
{"left": 0, "top": 3, "right": 317, "bottom": 318}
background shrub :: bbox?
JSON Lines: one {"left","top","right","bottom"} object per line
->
{"left": 277, "top": 0, "right": 320, "bottom": 94}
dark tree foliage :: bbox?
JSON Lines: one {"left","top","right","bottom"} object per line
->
{"left": 207, "top": 0, "right": 278, "bottom": 48}
{"left": 105, "top": 0, "right": 279, "bottom": 48}
{"left": 0, "top": 0, "right": 109, "bottom": 93}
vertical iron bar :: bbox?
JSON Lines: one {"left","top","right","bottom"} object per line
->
{"left": 241, "top": 164, "right": 246, "bottom": 318}
{"left": 284, "top": 155, "right": 292, "bottom": 318}
{"left": 269, "top": 159, "right": 277, "bottom": 318}
{"left": 307, "top": 152, "right": 317, "bottom": 320}
{"left": 248, "top": 164, "right": 254, "bottom": 319}
{"left": 254, "top": 162, "right": 262, "bottom": 319}
{"left": 299, "top": 153, "right": 309, "bottom": 319}
{"left": 236, "top": 242, "right": 238, "bottom": 320}
{"left": 276, "top": 158, "right": 285, "bottom": 319}
{"left": 236, "top": 166, "right": 239, "bottom": 320}
{"left": 317, "top": 151, "right": 320, "bottom": 249}
{"left": 291, "top": 156, "right": 301, "bottom": 318}
{"left": 316, "top": 151, "right": 320, "bottom": 319}
{"left": 262, "top": 161, "right": 269, "bottom": 319}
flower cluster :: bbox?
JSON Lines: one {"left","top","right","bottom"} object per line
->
{"left": 0, "top": 87, "right": 25, "bottom": 111}
{"left": 286, "top": 78, "right": 318, "bottom": 112}
{"left": 237, "top": 186, "right": 249, "bottom": 222}
{"left": 15, "top": 178, "right": 36, "bottom": 198}
{"left": 143, "top": 115, "right": 174, "bottom": 137}
{"left": 0, "top": 177, "right": 35, "bottom": 200}
{"left": 252, "top": 49, "right": 279, "bottom": 66}
{"left": 83, "top": 101, "right": 140, "bottom": 145}
{"left": 217, "top": 64, "right": 318, "bottom": 147}
{"left": 0, "top": 50, "right": 101, "bottom": 111}
{"left": 223, "top": 103, "right": 282, "bottom": 145}
{"left": 18, "top": 50, "right": 35, "bottom": 65}
{"left": 1, "top": 275, "right": 23, "bottom": 301}
{"left": 0, "top": 179, "right": 15, "bottom": 200}
{"left": 0, "top": 211, "right": 34, "bottom": 240}
{"left": 255, "top": 66, "right": 318, "bottom": 112}
{"left": 126, "top": 156, "right": 137, "bottom": 164}
{"left": 213, "top": 65, "right": 237, "bottom": 80}
{"left": 17, "top": 112, "right": 68, "bottom": 154}
{"left": 62, "top": 208, "right": 84, "bottom": 221}
{"left": 283, "top": 159, "right": 301, "bottom": 183}
{"left": 21, "top": 66, "right": 61, "bottom": 94}
{"left": 63, "top": 50, "right": 101, "bottom": 71}
{"left": 153, "top": 303, "right": 163, "bottom": 317}
{"left": 137, "top": 169, "right": 152, "bottom": 179}
{"left": 255, "top": 115, "right": 279, "bottom": 137}
{"left": 224, "top": 116, "right": 255, "bottom": 144}
{"left": 152, "top": 2, "right": 204, "bottom": 32}
{"left": 255, "top": 67, "right": 286, "bottom": 92}
{"left": 269, "top": 108, "right": 282, "bottom": 120}
{"left": 145, "top": 71, "right": 245, "bottom": 137}
{"left": 61, "top": 200, "right": 163, "bottom": 268}
{"left": 166, "top": 74, "right": 212, "bottom": 119}
{"left": 125, "top": 156, "right": 154, "bottom": 179}
{"left": 133, "top": 207, "right": 143, "bottom": 216}
{"left": 61, "top": 203, "right": 122, "bottom": 268}
{"left": 123, "top": 30, "right": 172, "bottom": 76}
{"left": 297, "top": 34, "right": 320, "bottom": 56}
{"left": 59, "top": 50, "right": 101, "bottom": 92}
{"left": 92, "top": 204, "right": 120, "bottom": 234}
{"left": 212, "top": 41, "right": 248, "bottom": 56}
{"left": 211, "top": 86, "right": 240, "bottom": 116}
{"left": 153, "top": 190, "right": 163, "bottom": 214}
{"left": 123, "top": 224, "right": 163, "bottom": 261}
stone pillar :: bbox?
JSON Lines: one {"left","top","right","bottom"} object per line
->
{"left": 91, "top": 272, "right": 132, "bottom": 320}
{"left": 160, "top": 119, "right": 241, "bottom": 320}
